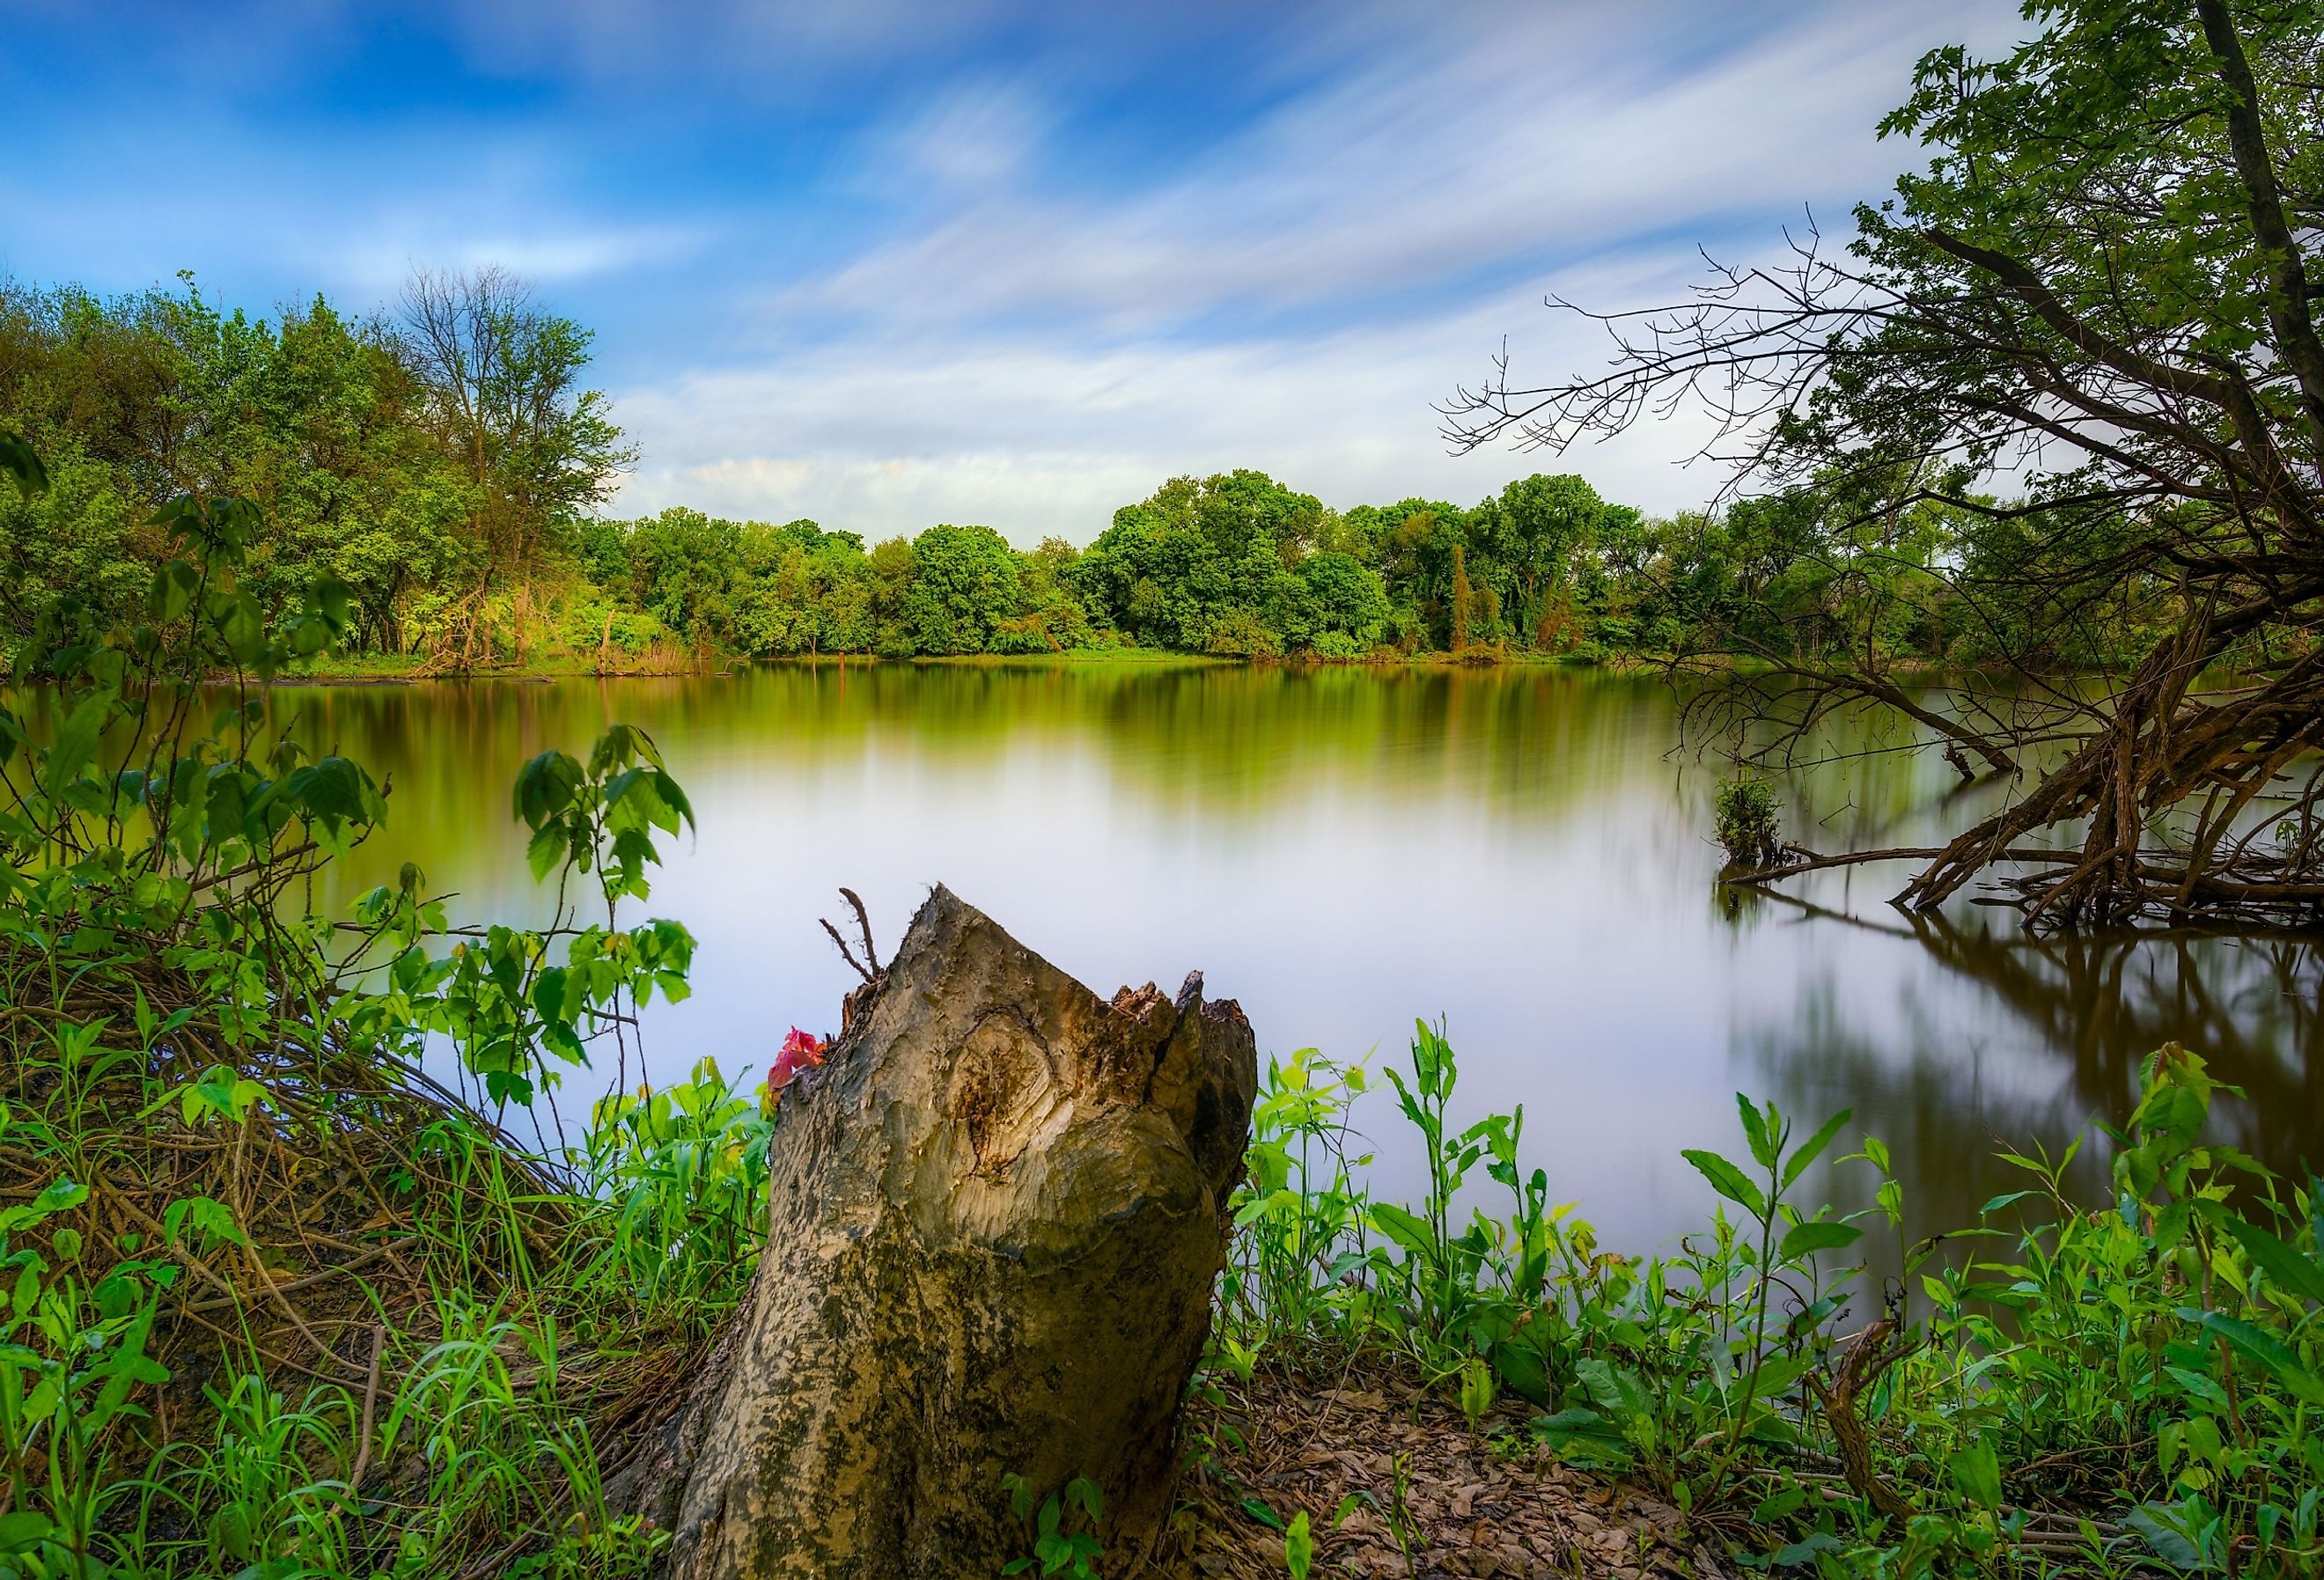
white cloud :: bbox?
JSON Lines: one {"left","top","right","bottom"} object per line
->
{"left": 608, "top": 249, "right": 1732, "bottom": 542}
{"left": 1, "top": 0, "right": 2034, "bottom": 535}
{"left": 775, "top": 3, "right": 1996, "bottom": 335}
{"left": 326, "top": 222, "right": 713, "bottom": 293}
{"left": 608, "top": 0, "right": 2027, "bottom": 540}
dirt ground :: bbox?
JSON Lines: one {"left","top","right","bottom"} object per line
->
{"left": 1174, "top": 1356, "right": 1736, "bottom": 1580}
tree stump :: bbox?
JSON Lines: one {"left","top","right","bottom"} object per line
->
{"left": 621, "top": 886, "right": 1257, "bottom": 1578}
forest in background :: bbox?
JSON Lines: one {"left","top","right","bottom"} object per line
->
{"left": 0, "top": 272, "right": 2153, "bottom": 673}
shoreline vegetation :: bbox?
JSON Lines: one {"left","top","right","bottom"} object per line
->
{"left": 3, "top": 489, "right": 2318, "bottom": 1577}
{"left": 250, "top": 646, "right": 1649, "bottom": 685}
{"left": 0, "top": 276, "right": 2156, "bottom": 685}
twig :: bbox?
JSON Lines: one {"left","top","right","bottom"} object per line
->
{"left": 840, "top": 887, "right": 880, "bottom": 976}
{"left": 819, "top": 918, "right": 873, "bottom": 983}
{"left": 819, "top": 887, "right": 883, "bottom": 983}
{"left": 350, "top": 1322, "right": 386, "bottom": 1490}
{"left": 1725, "top": 846, "right": 2089, "bottom": 886}
{"left": 184, "top": 1238, "right": 407, "bottom": 1312}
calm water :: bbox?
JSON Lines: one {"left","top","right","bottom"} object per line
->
{"left": 277, "top": 663, "right": 2322, "bottom": 1254}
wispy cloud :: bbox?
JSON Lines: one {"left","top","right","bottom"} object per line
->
{"left": 611, "top": 251, "right": 1729, "bottom": 541}
{"left": 608, "top": 0, "right": 2026, "bottom": 536}
{"left": 781, "top": 5, "right": 1939, "bottom": 336}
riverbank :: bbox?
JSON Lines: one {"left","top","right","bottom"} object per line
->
{"left": 255, "top": 644, "right": 1640, "bottom": 684}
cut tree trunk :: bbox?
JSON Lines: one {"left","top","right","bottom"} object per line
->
{"left": 614, "top": 885, "right": 1257, "bottom": 1578}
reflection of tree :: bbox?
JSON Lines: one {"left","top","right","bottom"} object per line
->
{"left": 278, "top": 664, "right": 1695, "bottom": 854}
{"left": 1736, "top": 889, "right": 2322, "bottom": 1243}
{"left": 1901, "top": 909, "right": 2322, "bottom": 1174}
{"left": 1730, "top": 956, "right": 2114, "bottom": 1253}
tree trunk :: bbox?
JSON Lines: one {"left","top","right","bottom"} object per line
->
{"left": 616, "top": 886, "right": 1257, "bottom": 1578}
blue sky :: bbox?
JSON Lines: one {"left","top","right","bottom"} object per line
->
{"left": 0, "top": 0, "right": 2023, "bottom": 543}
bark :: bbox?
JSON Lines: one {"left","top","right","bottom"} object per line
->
{"left": 613, "top": 886, "right": 1257, "bottom": 1578}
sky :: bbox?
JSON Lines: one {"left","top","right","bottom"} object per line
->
{"left": 0, "top": 0, "right": 2026, "bottom": 546}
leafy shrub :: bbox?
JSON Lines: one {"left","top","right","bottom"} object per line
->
{"left": 0, "top": 444, "right": 754, "bottom": 1576}
{"left": 1712, "top": 777, "right": 1783, "bottom": 867}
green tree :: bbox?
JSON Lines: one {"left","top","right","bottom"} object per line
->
{"left": 993, "top": 537, "right": 1097, "bottom": 653}
{"left": 625, "top": 507, "right": 741, "bottom": 645}
{"left": 904, "top": 524, "right": 1022, "bottom": 654}
{"left": 1296, "top": 550, "right": 1390, "bottom": 655}
{"left": 399, "top": 266, "right": 635, "bottom": 663}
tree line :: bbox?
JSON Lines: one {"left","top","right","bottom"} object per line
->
{"left": 4, "top": 268, "right": 2106, "bottom": 670}
{"left": 0, "top": 267, "right": 626, "bottom": 668}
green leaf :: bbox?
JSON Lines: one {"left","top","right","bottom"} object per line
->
{"left": 652, "top": 767, "right": 695, "bottom": 832}
{"left": 1949, "top": 1438, "right": 2002, "bottom": 1510}
{"left": 1529, "top": 1407, "right": 1633, "bottom": 1470}
{"left": 1284, "top": 1510, "right": 1313, "bottom": 1580}
{"left": 526, "top": 822, "right": 570, "bottom": 882}
{"left": 2219, "top": 1214, "right": 2324, "bottom": 1307}
{"left": 2188, "top": 1309, "right": 2324, "bottom": 1405}
{"left": 45, "top": 690, "right": 114, "bottom": 794}
{"left": 1781, "top": 1108, "right": 1853, "bottom": 1190}
{"left": 1368, "top": 1202, "right": 1436, "bottom": 1259}
{"left": 161, "top": 1194, "right": 246, "bottom": 1249}
{"left": 0, "top": 431, "right": 47, "bottom": 499}
{"left": 149, "top": 559, "right": 202, "bottom": 623}
{"left": 1682, "top": 1148, "right": 1767, "bottom": 1219}
{"left": 1736, "top": 1092, "right": 1776, "bottom": 1171}
{"left": 1777, "top": 1220, "right": 1864, "bottom": 1261}
{"left": 0, "top": 1509, "right": 55, "bottom": 1549}
{"left": 511, "top": 750, "right": 583, "bottom": 829}
{"left": 1488, "top": 1337, "right": 1552, "bottom": 1405}
{"left": 30, "top": 1179, "right": 88, "bottom": 1216}
{"left": 2127, "top": 1502, "right": 2214, "bottom": 1569}
{"left": 1769, "top": 1532, "right": 1846, "bottom": 1568}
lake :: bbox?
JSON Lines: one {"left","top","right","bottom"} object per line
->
{"left": 280, "top": 661, "right": 2322, "bottom": 1256}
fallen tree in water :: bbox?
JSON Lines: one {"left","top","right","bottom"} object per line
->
{"left": 611, "top": 887, "right": 1256, "bottom": 1578}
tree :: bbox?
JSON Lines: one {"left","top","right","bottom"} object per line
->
{"left": 903, "top": 523, "right": 1020, "bottom": 654}
{"left": 627, "top": 507, "right": 742, "bottom": 647}
{"left": 399, "top": 266, "right": 634, "bottom": 664}
{"left": 0, "top": 278, "right": 468, "bottom": 653}
{"left": 1449, "top": 542, "right": 1474, "bottom": 653}
{"left": 1493, "top": 473, "right": 1640, "bottom": 646}
{"left": 1444, "top": 0, "right": 2324, "bottom": 928}
{"left": 1296, "top": 550, "right": 1391, "bottom": 655}
{"left": 993, "top": 537, "right": 1097, "bottom": 653}
{"left": 224, "top": 297, "right": 469, "bottom": 654}
{"left": 1073, "top": 472, "right": 1332, "bottom": 653}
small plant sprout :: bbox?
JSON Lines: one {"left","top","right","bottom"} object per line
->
{"left": 1002, "top": 1473, "right": 1106, "bottom": 1578}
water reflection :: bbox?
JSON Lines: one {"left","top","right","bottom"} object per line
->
{"left": 261, "top": 663, "right": 2319, "bottom": 1255}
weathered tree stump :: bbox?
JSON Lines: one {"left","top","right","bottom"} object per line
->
{"left": 620, "top": 886, "right": 1256, "bottom": 1578}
